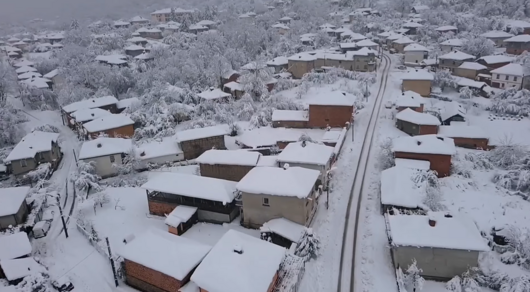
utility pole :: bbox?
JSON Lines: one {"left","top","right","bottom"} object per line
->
{"left": 56, "top": 197, "right": 68, "bottom": 238}
{"left": 106, "top": 237, "right": 119, "bottom": 287}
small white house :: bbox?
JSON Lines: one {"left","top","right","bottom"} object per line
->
{"left": 439, "top": 39, "right": 463, "bottom": 52}
{"left": 78, "top": 137, "right": 132, "bottom": 178}
{"left": 490, "top": 63, "right": 525, "bottom": 90}
{"left": 403, "top": 43, "right": 429, "bottom": 65}
{"left": 380, "top": 166, "right": 426, "bottom": 211}
{"left": 135, "top": 137, "right": 184, "bottom": 169}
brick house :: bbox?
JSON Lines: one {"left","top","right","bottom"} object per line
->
{"left": 438, "top": 50, "right": 475, "bottom": 72}
{"left": 392, "top": 135, "right": 456, "bottom": 177}
{"left": 454, "top": 62, "right": 488, "bottom": 79}
{"left": 83, "top": 114, "right": 135, "bottom": 139}
{"left": 401, "top": 70, "right": 434, "bottom": 97}
{"left": 118, "top": 229, "right": 210, "bottom": 292}
{"left": 272, "top": 110, "right": 309, "bottom": 128}
{"left": 0, "top": 187, "right": 30, "bottom": 230}
{"left": 395, "top": 91, "right": 425, "bottom": 112}
{"left": 506, "top": 20, "right": 530, "bottom": 35}
{"left": 476, "top": 55, "right": 514, "bottom": 70}
{"left": 70, "top": 108, "right": 112, "bottom": 133}
{"left": 196, "top": 149, "right": 262, "bottom": 181}
{"left": 142, "top": 172, "right": 239, "bottom": 223}
{"left": 175, "top": 125, "right": 228, "bottom": 160}
{"left": 191, "top": 229, "right": 285, "bottom": 292}
{"left": 438, "top": 125, "right": 489, "bottom": 149}
{"left": 395, "top": 108, "right": 440, "bottom": 136}
{"left": 307, "top": 91, "right": 355, "bottom": 128}
{"left": 392, "top": 36, "right": 415, "bottom": 53}
{"left": 504, "top": 34, "right": 530, "bottom": 55}
{"left": 480, "top": 31, "right": 514, "bottom": 47}
{"left": 61, "top": 96, "right": 119, "bottom": 129}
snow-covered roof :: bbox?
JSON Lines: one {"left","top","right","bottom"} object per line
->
{"left": 17, "top": 71, "right": 42, "bottom": 80}
{"left": 341, "top": 31, "right": 367, "bottom": 41}
{"left": 506, "top": 19, "right": 530, "bottom": 28}
{"left": 13, "top": 60, "right": 34, "bottom": 68}
{"left": 480, "top": 31, "right": 514, "bottom": 38}
{"left": 136, "top": 136, "right": 182, "bottom": 160}
{"left": 387, "top": 213, "right": 489, "bottom": 251}
{"left": 491, "top": 63, "right": 524, "bottom": 76}
{"left": 401, "top": 70, "right": 434, "bottom": 81}
{"left": 261, "top": 217, "right": 306, "bottom": 243}
{"left": 321, "top": 130, "right": 342, "bottom": 143}
{"left": 396, "top": 108, "right": 440, "bottom": 126}
{"left": 175, "top": 125, "right": 228, "bottom": 143}
{"left": 440, "top": 39, "right": 464, "bottom": 47}
{"left": 393, "top": 36, "right": 415, "bottom": 44}
{"left": 5, "top": 131, "right": 59, "bottom": 162}
{"left": 267, "top": 56, "right": 288, "bottom": 66}
{"left": 116, "top": 97, "right": 139, "bottom": 109}
{"left": 455, "top": 77, "right": 486, "bottom": 89}
{"left": 288, "top": 52, "right": 318, "bottom": 62}
{"left": 1, "top": 257, "right": 45, "bottom": 281}
{"left": 277, "top": 141, "right": 334, "bottom": 166}
{"left": 179, "top": 282, "right": 199, "bottom": 292}
{"left": 307, "top": 91, "right": 355, "bottom": 106}
{"left": 95, "top": 54, "right": 127, "bottom": 65}
{"left": 240, "top": 62, "right": 266, "bottom": 71}
{"left": 504, "top": 34, "right": 530, "bottom": 43}
{"left": 381, "top": 166, "right": 426, "bottom": 209}
{"left": 197, "top": 20, "right": 216, "bottom": 26}
{"left": 0, "top": 187, "right": 30, "bottom": 217}
{"left": 272, "top": 23, "right": 290, "bottom": 30}
{"left": 394, "top": 158, "right": 430, "bottom": 170}
{"left": 135, "top": 52, "right": 153, "bottom": 60}
{"left": 118, "top": 229, "right": 210, "bottom": 281}
{"left": 189, "top": 24, "right": 208, "bottom": 30}
{"left": 237, "top": 166, "right": 320, "bottom": 198}
{"left": 435, "top": 25, "right": 457, "bottom": 32}
{"left": 319, "top": 23, "right": 336, "bottom": 29}
{"left": 222, "top": 70, "right": 239, "bottom": 79}
{"left": 402, "top": 21, "right": 423, "bottom": 28}
{"left": 127, "top": 36, "right": 148, "bottom": 43}
{"left": 198, "top": 88, "right": 231, "bottom": 100}
{"left": 438, "top": 125, "right": 489, "bottom": 139}
{"left": 0, "top": 233, "right": 32, "bottom": 260}
{"left": 196, "top": 150, "right": 261, "bottom": 166}
{"left": 8, "top": 37, "right": 20, "bottom": 42}
{"left": 63, "top": 96, "right": 118, "bottom": 113}
{"left": 458, "top": 62, "right": 487, "bottom": 70}
{"left": 165, "top": 205, "right": 198, "bottom": 227}
{"left": 355, "top": 39, "right": 378, "bottom": 47}
{"left": 152, "top": 7, "right": 194, "bottom": 14}
{"left": 70, "top": 108, "right": 111, "bottom": 123}
{"left": 477, "top": 55, "right": 514, "bottom": 64}
{"left": 114, "top": 20, "right": 130, "bottom": 26}
{"left": 191, "top": 230, "right": 285, "bottom": 292}
{"left": 83, "top": 114, "right": 134, "bottom": 133}
{"left": 130, "top": 16, "right": 149, "bottom": 22}
{"left": 272, "top": 110, "right": 308, "bottom": 122}
{"left": 21, "top": 77, "right": 50, "bottom": 89}
{"left": 392, "top": 135, "right": 456, "bottom": 155}
{"left": 124, "top": 44, "right": 145, "bottom": 51}
{"left": 223, "top": 81, "right": 243, "bottom": 91}
{"left": 43, "top": 68, "right": 59, "bottom": 79}
{"left": 395, "top": 91, "right": 424, "bottom": 108}
{"left": 413, "top": 5, "right": 429, "bottom": 11}
{"left": 15, "top": 66, "right": 37, "bottom": 74}
{"left": 438, "top": 50, "right": 474, "bottom": 60}
{"left": 346, "top": 47, "right": 377, "bottom": 57}
{"left": 440, "top": 101, "right": 466, "bottom": 121}
{"left": 142, "top": 172, "right": 237, "bottom": 203}
{"left": 340, "top": 42, "right": 357, "bottom": 49}
{"left": 78, "top": 138, "right": 132, "bottom": 160}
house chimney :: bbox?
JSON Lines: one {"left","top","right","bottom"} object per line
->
{"left": 416, "top": 141, "right": 421, "bottom": 146}
{"left": 283, "top": 163, "right": 290, "bottom": 170}
{"left": 97, "top": 143, "right": 102, "bottom": 148}
{"left": 210, "top": 87, "right": 214, "bottom": 91}
{"left": 233, "top": 245, "right": 243, "bottom": 254}
{"left": 444, "top": 213, "right": 453, "bottom": 218}
{"left": 402, "top": 92, "right": 404, "bottom": 96}
{"left": 92, "top": 99, "right": 96, "bottom": 102}
{"left": 140, "top": 151, "right": 146, "bottom": 157}
{"left": 428, "top": 218, "right": 436, "bottom": 227}
{"left": 301, "top": 140, "right": 306, "bottom": 147}
{"left": 91, "top": 113, "right": 95, "bottom": 117}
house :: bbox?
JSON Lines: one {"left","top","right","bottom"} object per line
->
{"left": 340, "top": 43, "right": 358, "bottom": 53}
{"left": 279, "top": 16, "right": 292, "bottom": 24}
{"left": 21, "top": 77, "right": 52, "bottom": 90}
{"left": 272, "top": 110, "right": 309, "bottom": 128}
{"left": 196, "top": 20, "right": 217, "bottom": 29}
{"left": 277, "top": 141, "right": 334, "bottom": 186}
{"left": 175, "top": 125, "right": 228, "bottom": 160}
{"left": 261, "top": 217, "right": 307, "bottom": 248}
{"left": 198, "top": 87, "right": 231, "bottom": 101}
{"left": 505, "top": 20, "right": 530, "bottom": 35}
{"left": 61, "top": 96, "right": 119, "bottom": 127}
{"left": 151, "top": 7, "right": 194, "bottom": 23}
{"left": 196, "top": 150, "right": 262, "bottom": 181}
{"left": 116, "top": 97, "right": 139, "bottom": 113}
{"left": 4, "top": 131, "right": 61, "bottom": 176}
{"left": 438, "top": 50, "right": 475, "bottom": 72}
{"left": 392, "top": 36, "right": 415, "bottom": 53}
{"left": 402, "top": 22, "right": 422, "bottom": 35}
{"left": 17, "top": 71, "right": 42, "bottom": 80}
{"left": 237, "top": 166, "right": 320, "bottom": 228}
{"left": 83, "top": 114, "right": 135, "bottom": 139}
{"left": 392, "top": 135, "right": 456, "bottom": 177}
{"left": 142, "top": 172, "right": 239, "bottom": 223}
{"left": 395, "top": 108, "right": 440, "bottom": 136}
{"left": 348, "top": 47, "right": 377, "bottom": 72}
{"left": 395, "top": 91, "right": 425, "bottom": 112}
{"left": 386, "top": 213, "right": 489, "bottom": 280}
{"left": 266, "top": 56, "right": 288, "bottom": 73}
{"left": 341, "top": 31, "right": 367, "bottom": 42}
{"left": 223, "top": 81, "right": 245, "bottom": 99}
{"left": 113, "top": 20, "right": 130, "bottom": 28}
{"left": 287, "top": 52, "right": 317, "bottom": 79}
{"left": 78, "top": 138, "right": 132, "bottom": 178}
{"left": 380, "top": 166, "right": 427, "bottom": 213}
{"left": 476, "top": 55, "right": 514, "bottom": 70}
{"left": 138, "top": 28, "right": 163, "bottom": 39}
{"left": 95, "top": 54, "right": 128, "bottom": 67}
{"left": 386, "top": 33, "right": 406, "bottom": 46}
{"left": 0, "top": 233, "right": 32, "bottom": 275}
{"left": 439, "top": 102, "right": 466, "bottom": 125}
{"left": 404, "top": 44, "right": 429, "bottom": 65}
{"left": 127, "top": 36, "right": 148, "bottom": 46}
{"left": 135, "top": 137, "right": 184, "bottom": 169}
{"left": 272, "top": 23, "right": 290, "bottom": 35}
{"left": 165, "top": 205, "right": 198, "bottom": 235}
{"left": 439, "top": 39, "right": 463, "bottom": 53}
{"left": 43, "top": 69, "right": 62, "bottom": 88}
{"left": 0, "top": 187, "right": 30, "bottom": 230}
{"left": 70, "top": 108, "right": 112, "bottom": 134}
{"left": 401, "top": 70, "right": 434, "bottom": 97}
{"left": 124, "top": 45, "right": 146, "bottom": 57}
{"left": 504, "top": 34, "right": 530, "bottom": 55}
{"left": 191, "top": 229, "right": 285, "bottom": 292}
{"left": 438, "top": 125, "right": 489, "bottom": 149}
{"left": 220, "top": 70, "right": 240, "bottom": 87}
{"left": 480, "top": 31, "right": 514, "bottom": 47}
{"left": 435, "top": 25, "right": 458, "bottom": 34}
{"left": 453, "top": 62, "right": 488, "bottom": 79}
{"left": 1, "top": 257, "right": 45, "bottom": 284}
{"left": 188, "top": 24, "right": 209, "bottom": 34}
{"left": 13, "top": 59, "right": 34, "bottom": 68}
{"left": 46, "top": 33, "right": 64, "bottom": 44}
{"left": 355, "top": 39, "right": 378, "bottom": 50}
{"left": 130, "top": 16, "right": 149, "bottom": 25}
{"left": 307, "top": 91, "right": 355, "bottom": 128}
{"left": 119, "top": 229, "right": 210, "bottom": 292}
{"left": 411, "top": 5, "right": 429, "bottom": 14}
{"left": 490, "top": 63, "right": 525, "bottom": 89}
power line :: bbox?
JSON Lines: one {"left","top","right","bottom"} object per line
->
{"left": 56, "top": 249, "right": 97, "bottom": 280}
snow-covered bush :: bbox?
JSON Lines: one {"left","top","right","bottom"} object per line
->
{"left": 24, "top": 163, "right": 52, "bottom": 184}
{"left": 378, "top": 138, "right": 395, "bottom": 170}
{"left": 0, "top": 104, "right": 27, "bottom": 147}
{"left": 433, "top": 70, "right": 458, "bottom": 91}
{"left": 32, "top": 124, "right": 60, "bottom": 133}
{"left": 404, "top": 260, "right": 425, "bottom": 292}
{"left": 103, "top": 173, "right": 148, "bottom": 188}
{"left": 488, "top": 143, "right": 528, "bottom": 169}
{"left": 461, "top": 36, "right": 496, "bottom": 58}
{"left": 295, "top": 229, "right": 320, "bottom": 261}
{"left": 490, "top": 89, "right": 530, "bottom": 117}
{"left": 498, "top": 225, "right": 530, "bottom": 269}
{"left": 0, "top": 60, "right": 17, "bottom": 102}
{"left": 71, "top": 161, "right": 102, "bottom": 193}
{"left": 459, "top": 86, "right": 473, "bottom": 99}
{"left": 16, "top": 272, "right": 55, "bottom": 292}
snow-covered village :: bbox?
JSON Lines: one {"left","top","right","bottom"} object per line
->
{"left": 1, "top": 0, "right": 530, "bottom": 291}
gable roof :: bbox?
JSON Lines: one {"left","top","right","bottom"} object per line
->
{"left": 381, "top": 166, "right": 426, "bottom": 209}
{"left": 401, "top": 70, "right": 434, "bottom": 81}
{"left": 0, "top": 233, "right": 32, "bottom": 260}
{"left": 440, "top": 39, "right": 464, "bottom": 47}
{"left": 458, "top": 62, "right": 487, "bottom": 70}
{"left": 307, "top": 91, "right": 355, "bottom": 106}
{"left": 196, "top": 150, "right": 261, "bottom": 166}
{"left": 62, "top": 96, "right": 118, "bottom": 113}
{"left": 438, "top": 125, "right": 489, "bottom": 139}
{"left": 0, "top": 187, "right": 30, "bottom": 217}
{"left": 191, "top": 230, "right": 285, "bottom": 292}
{"left": 198, "top": 88, "right": 231, "bottom": 100}
{"left": 83, "top": 114, "right": 134, "bottom": 133}
{"left": 480, "top": 31, "right": 514, "bottom": 38}
{"left": 78, "top": 137, "right": 132, "bottom": 160}
{"left": 277, "top": 141, "right": 334, "bottom": 165}
{"left": 491, "top": 63, "right": 524, "bottom": 76}
{"left": 440, "top": 102, "right": 466, "bottom": 122}
{"left": 477, "top": 55, "right": 514, "bottom": 64}
{"left": 404, "top": 43, "right": 428, "bottom": 52}
{"left": 438, "top": 50, "right": 475, "bottom": 61}
{"left": 435, "top": 25, "right": 457, "bottom": 31}
{"left": 175, "top": 125, "right": 228, "bottom": 143}
{"left": 5, "top": 131, "right": 60, "bottom": 162}
{"left": 392, "top": 135, "right": 456, "bottom": 155}
{"left": 396, "top": 108, "right": 441, "bottom": 126}
{"left": 70, "top": 108, "right": 111, "bottom": 123}
{"left": 504, "top": 34, "right": 530, "bottom": 43}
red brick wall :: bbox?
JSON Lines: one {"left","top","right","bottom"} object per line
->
{"left": 308, "top": 105, "right": 353, "bottom": 128}
{"left": 451, "top": 137, "right": 489, "bottom": 149}
{"left": 168, "top": 226, "right": 180, "bottom": 235}
{"left": 394, "top": 152, "right": 452, "bottom": 177}
{"left": 199, "top": 164, "right": 255, "bottom": 182}
{"left": 125, "top": 260, "right": 183, "bottom": 291}
{"left": 419, "top": 125, "right": 439, "bottom": 135}
{"left": 267, "top": 272, "right": 279, "bottom": 292}
{"left": 148, "top": 200, "right": 177, "bottom": 216}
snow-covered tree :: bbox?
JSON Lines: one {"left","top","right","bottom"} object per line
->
{"left": 460, "top": 36, "right": 495, "bottom": 58}
{"left": 93, "top": 191, "right": 110, "bottom": 208}
{"left": 295, "top": 229, "right": 320, "bottom": 261}
{"left": 491, "top": 88, "right": 530, "bottom": 116}
{"left": 405, "top": 260, "right": 425, "bottom": 292}
{"left": 238, "top": 66, "right": 273, "bottom": 102}
{"left": 0, "top": 104, "right": 27, "bottom": 147}
{"left": 392, "top": 0, "right": 414, "bottom": 17}
{"left": 16, "top": 272, "right": 55, "bottom": 292}
{"left": 459, "top": 86, "right": 473, "bottom": 99}
{"left": 0, "top": 60, "right": 17, "bottom": 103}
{"left": 24, "top": 163, "right": 52, "bottom": 184}
{"left": 378, "top": 138, "right": 395, "bottom": 170}
{"left": 433, "top": 70, "right": 458, "bottom": 91}
{"left": 71, "top": 161, "right": 102, "bottom": 193}
{"left": 446, "top": 276, "right": 463, "bottom": 292}
{"left": 397, "top": 268, "right": 409, "bottom": 292}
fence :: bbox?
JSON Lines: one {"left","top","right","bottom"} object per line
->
{"left": 333, "top": 127, "right": 349, "bottom": 160}
{"left": 76, "top": 219, "right": 109, "bottom": 258}
{"left": 273, "top": 253, "right": 306, "bottom": 292}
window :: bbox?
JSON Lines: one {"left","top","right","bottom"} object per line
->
{"left": 505, "top": 75, "right": 509, "bottom": 81}
{"left": 262, "top": 198, "right": 270, "bottom": 206}
{"left": 20, "top": 159, "right": 27, "bottom": 167}
{"left": 514, "top": 76, "right": 518, "bottom": 82}
{"left": 496, "top": 74, "right": 500, "bottom": 79}
{"left": 364, "top": 65, "right": 367, "bottom": 69}
{"left": 110, "top": 155, "right": 115, "bottom": 163}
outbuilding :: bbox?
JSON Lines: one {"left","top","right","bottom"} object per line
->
{"left": 438, "top": 125, "right": 489, "bottom": 149}
{"left": 396, "top": 109, "right": 440, "bottom": 136}
{"left": 175, "top": 125, "right": 228, "bottom": 159}
{"left": 83, "top": 114, "right": 135, "bottom": 139}
{"left": 381, "top": 166, "right": 426, "bottom": 213}
{"left": 0, "top": 187, "right": 30, "bottom": 230}
{"left": 196, "top": 150, "right": 262, "bottom": 181}
{"left": 454, "top": 62, "right": 488, "bottom": 79}
{"left": 307, "top": 91, "right": 355, "bottom": 128}
{"left": 395, "top": 91, "right": 425, "bottom": 112}
{"left": 272, "top": 110, "right": 309, "bottom": 128}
